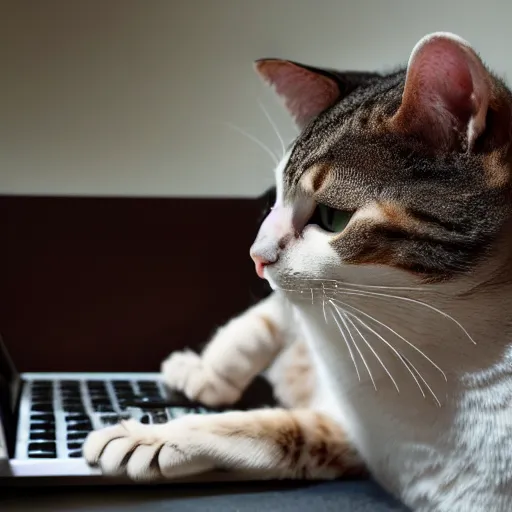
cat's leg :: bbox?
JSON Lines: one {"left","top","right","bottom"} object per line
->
{"left": 83, "top": 408, "right": 365, "bottom": 481}
{"left": 162, "top": 293, "right": 292, "bottom": 406}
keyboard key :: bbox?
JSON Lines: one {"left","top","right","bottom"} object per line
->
{"left": 30, "top": 414, "right": 55, "bottom": 422}
{"left": 60, "top": 391, "right": 81, "bottom": 398}
{"left": 30, "top": 413, "right": 54, "bottom": 422}
{"left": 60, "top": 385, "right": 81, "bottom": 395}
{"left": 87, "top": 380, "right": 106, "bottom": 388}
{"left": 32, "top": 395, "right": 53, "bottom": 404}
{"left": 60, "top": 380, "right": 80, "bottom": 387}
{"left": 91, "top": 397, "right": 111, "bottom": 405}
{"left": 32, "top": 399, "right": 53, "bottom": 405}
{"left": 112, "top": 380, "right": 132, "bottom": 386}
{"left": 88, "top": 388, "right": 108, "bottom": 396}
{"left": 92, "top": 396, "right": 114, "bottom": 408}
{"left": 60, "top": 383, "right": 80, "bottom": 390}
{"left": 88, "top": 391, "right": 109, "bottom": 400}
{"left": 69, "top": 450, "right": 83, "bottom": 458}
{"left": 62, "top": 393, "right": 83, "bottom": 400}
{"left": 67, "top": 441, "right": 83, "bottom": 450}
{"left": 32, "top": 389, "right": 53, "bottom": 398}
{"left": 28, "top": 441, "right": 56, "bottom": 452}
{"left": 67, "top": 432, "right": 88, "bottom": 441}
{"left": 28, "top": 451, "right": 57, "bottom": 459}
{"left": 60, "top": 390, "right": 81, "bottom": 399}
{"left": 32, "top": 380, "right": 53, "bottom": 388}
{"left": 30, "top": 431, "right": 55, "bottom": 441}
{"left": 65, "top": 414, "right": 89, "bottom": 422}
{"left": 32, "top": 383, "right": 53, "bottom": 390}
{"left": 62, "top": 397, "right": 83, "bottom": 405}
{"left": 112, "top": 382, "right": 133, "bottom": 392}
{"left": 62, "top": 399, "right": 85, "bottom": 411}
{"left": 114, "top": 393, "right": 130, "bottom": 400}
{"left": 93, "top": 404, "right": 114, "bottom": 413}
{"left": 114, "top": 393, "right": 133, "bottom": 400}
{"left": 63, "top": 406, "right": 86, "bottom": 414}
{"left": 30, "top": 424, "right": 55, "bottom": 433}
{"left": 30, "top": 427, "right": 56, "bottom": 436}
{"left": 67, "top": 420, "right": 93, "bottom": 431}
{"left": 31, "top": 403, "right": 53, "bottom": 413}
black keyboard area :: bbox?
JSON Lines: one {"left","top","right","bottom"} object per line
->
{"left": 24, "top": 378, "right": 212, "bottom": 460}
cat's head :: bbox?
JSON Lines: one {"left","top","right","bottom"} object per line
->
{"left": 250, "top": 32, "right": 512, "bottom": 295}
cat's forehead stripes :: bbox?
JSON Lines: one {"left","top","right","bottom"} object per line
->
{"left": 281, "top": 74, "right": 406, "bottom": 198}
{"left": 266, "top": 51, "right": 512, "bottom": 282}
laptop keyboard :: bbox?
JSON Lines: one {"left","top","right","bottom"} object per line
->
{"left": 20, "top": 378, "right": 215, "bottom": 460}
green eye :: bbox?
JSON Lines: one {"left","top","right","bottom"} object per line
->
{"left": 317, "top": 204, "right": 352, "bottom": 233}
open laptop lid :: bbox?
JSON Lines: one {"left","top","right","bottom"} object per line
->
{"left": 0, "top": 335, "right": 20, "bottom": 459}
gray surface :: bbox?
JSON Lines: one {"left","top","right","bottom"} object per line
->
{"left": 0, "top": 480, "right": 407, "bottom": 511}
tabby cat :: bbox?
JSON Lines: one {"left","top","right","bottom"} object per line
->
{"left": 84, "top": 33, "right": 512, "bottom": 511}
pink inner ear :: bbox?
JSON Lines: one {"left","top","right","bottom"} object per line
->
{"left": 404, "top": 40, "right": 473, "bottom": 122}
{"left": 394, "top": 34, "right": 490, "bottom": 148}
{"left": 255, "top": 60, "right": 340, "bottom": 129}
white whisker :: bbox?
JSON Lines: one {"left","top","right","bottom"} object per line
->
{"left": 329, "top": 307, "right": 362, "bottom": 382}
{"left": 337, "top": 312, "right": 363, "bottom": 382}
{"left": 345, "top": 310, "right": 424, "bottom": 398}
{"left": 397, "top": 353, "right": 427, "bottom": 401}
{"left": 334, "top": 307, "right": 376, "bottom": 391}
{"left": 327, "top": 287, "right": 475, "bottom": 345}
{"left": 333, "top": 303, "right": 400, "bottom": 394}
{"left": 258, "top": 99, "right": 286, "bottom": 158}
{"left": 322, "top": 298, "right": 328, "bottom": 323}
{"left": 321, "top": 284, "right": 328, "bottom": 324}
{"left": 303, "top": 278, "right": 431, "bottom": 293}
{"left": 225, "top": 122, "right": 278, "bottom": 166}
{"left": 330, "top": 296, "right": 447, "bottom": 381}
{"left": 401, "top": 354, "right": 442, "bottom": 407}
{"left": 329, "top": 301, "right": 377, "bottom": 391}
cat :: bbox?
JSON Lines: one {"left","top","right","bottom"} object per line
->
{"left": 83, "top": 32, "right": 512, "bottom": 511}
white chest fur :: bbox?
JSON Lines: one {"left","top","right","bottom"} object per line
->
{"left": 293, "top": 298, "right": 512, "bottom": 512}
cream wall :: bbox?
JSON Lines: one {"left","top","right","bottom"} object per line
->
{"left": 2, "top": 0, "right": 511, "bottom": 197}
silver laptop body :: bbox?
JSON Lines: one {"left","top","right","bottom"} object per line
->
{"left": 0, "top": 336, "right": 244, "bottom": 484}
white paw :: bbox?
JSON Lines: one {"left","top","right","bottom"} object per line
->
{"left": 161, "top": 350, "right": 241, "bottom": 407}
{"left": 83, "top": 419, "right": 214, "bottom": 481}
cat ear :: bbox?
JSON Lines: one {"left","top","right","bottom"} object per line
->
{"left": 255, "top": 59, "right": 378, "bottom": 129}
{"left": 392, "top": 32, "right": 492, "bottom": 150}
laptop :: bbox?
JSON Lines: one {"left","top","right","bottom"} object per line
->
{"left": 0, "top": 335, "right": 275, "bottom": 484}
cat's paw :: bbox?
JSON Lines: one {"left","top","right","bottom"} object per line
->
{"left": 161, "top": 350, "right": 241, "bottom": 407}
{"left": 83, "top": 419, "right": 214, "bottom": 481}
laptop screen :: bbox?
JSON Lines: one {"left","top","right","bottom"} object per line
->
{"left": 0, "top": 336, "right": 20, "bottom": 458}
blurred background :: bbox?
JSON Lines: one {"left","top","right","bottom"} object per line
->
{"left": 2, "top": 0, "right": 511, "bottom": 198}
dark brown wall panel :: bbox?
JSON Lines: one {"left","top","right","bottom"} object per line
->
{"left": 0, "top": 196, "right": 265, "bottom": 372}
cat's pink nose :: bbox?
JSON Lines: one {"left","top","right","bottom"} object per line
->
{"left": 251, "top": 253, "right": 276, "bottom": 279}
{"left": 250, "top": 205, "right": 294, "bottom": 279}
